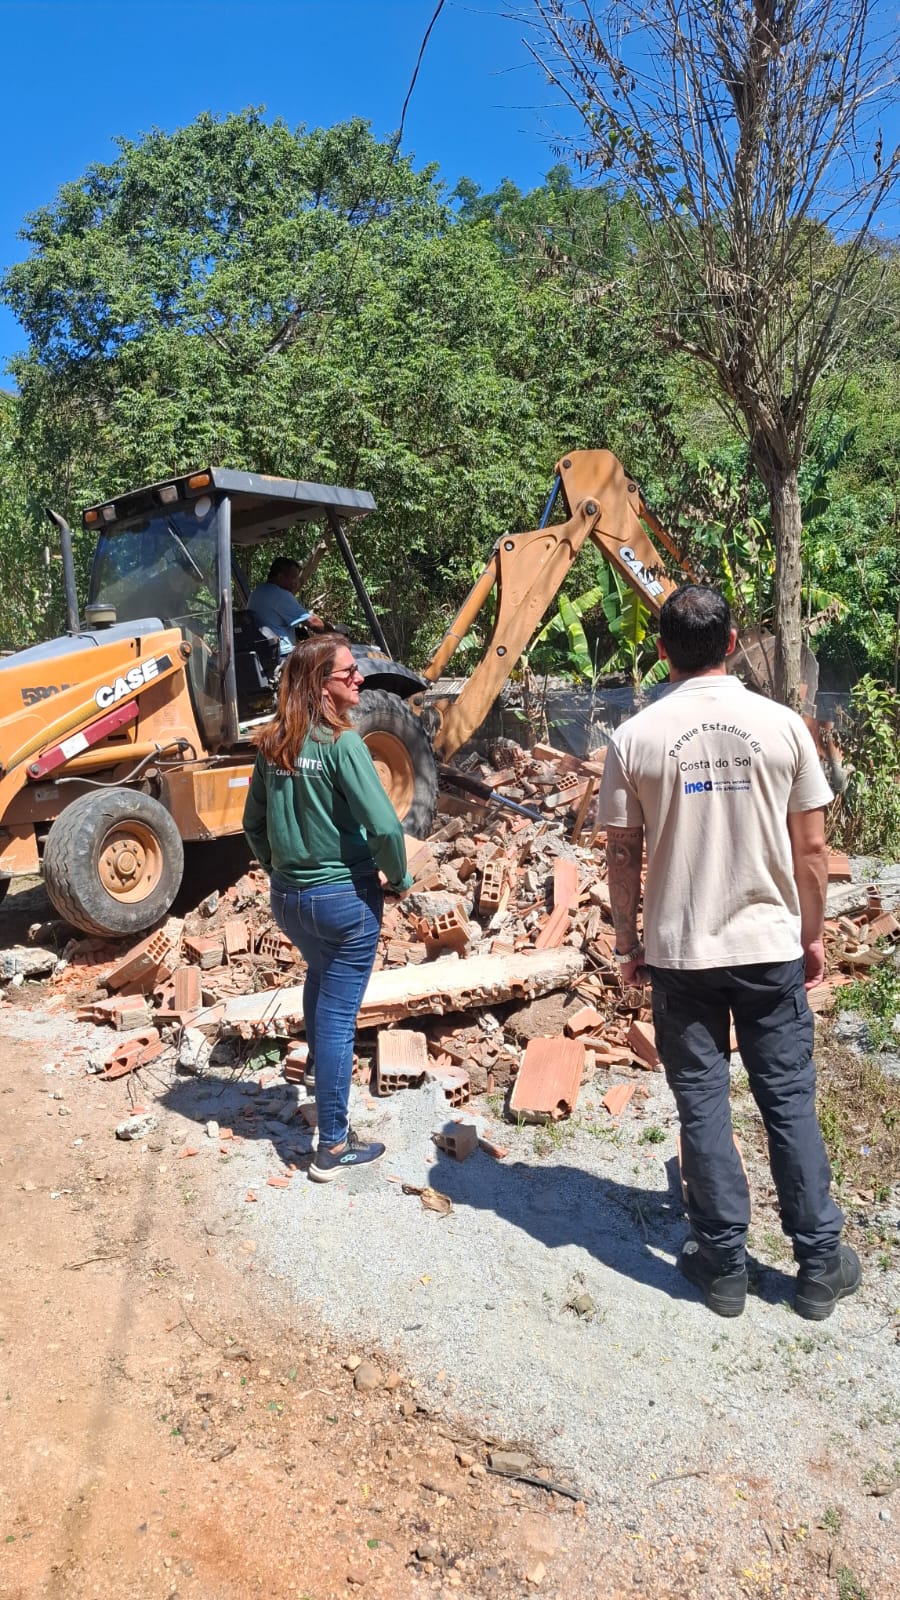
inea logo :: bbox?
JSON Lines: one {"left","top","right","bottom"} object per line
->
{"left": 684, "top": 779, "right": 713, "bottom": 795}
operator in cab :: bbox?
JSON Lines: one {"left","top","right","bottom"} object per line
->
{"left": 247, "top": 557, "right": 325, "bottom": 652}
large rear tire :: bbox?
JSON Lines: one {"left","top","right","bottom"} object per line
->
{"left": 350, "top": 689, "right": 438, "bottom": 837}
{"left": 43, "top": 789, "right": 184, "bottom": 938}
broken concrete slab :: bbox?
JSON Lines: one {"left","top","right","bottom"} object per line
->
{"left": 218, "top": 946, "right": 585, "bottom": 1035}
{"left": 508, "top": 1035, "right": 585, "bottom": 1123}
{"left": 0, "top": 945, "right": 59, "bottom": 982}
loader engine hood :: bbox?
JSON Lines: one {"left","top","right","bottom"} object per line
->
{"left": 0, "top": 625, "right": 185, "bottom": 784}
{"left": 2, "top": 617, "right": 166, "bottom": 670}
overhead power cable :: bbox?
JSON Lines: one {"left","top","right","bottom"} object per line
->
{"left": 312, "top": 0, "right": 448, "bottom": 356}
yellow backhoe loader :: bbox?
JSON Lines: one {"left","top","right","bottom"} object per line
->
{"left": 0, "top": 450, "right": 822, "bottom": 938}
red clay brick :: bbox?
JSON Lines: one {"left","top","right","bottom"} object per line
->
{"left": 477, "top": 1137, "right": 509, "bottom": 1160}
{"left": 534, "top": 906, "right": 571, "bottom": 950}
{"left": 376, "top": 1029, "right": 428, "bottom": 1095}
{"left": 223, "top": 917, "right": 251, "bottom": 955}
{"left": 508, "top": 1035, "right": 584, "bottom": 1122}
{"left": 628, "top": 1018, "right": 661, "bottom": 1069}
{"left": 428, "top": 1065, "right": 471, "bottom": 1107}
{"left": 553, "top": 858, "right": 580, "bottom": 912}
{"left": 104, "top": 929, "right": 172, "bottom": 992}
{"left": 602, "top": 1082, "right": 635, "bottom": 1117}
{"left": 432, "top": 1119, "right": 478, "bottom": 1160}
{"left": 183, "top": 933, "right": 226, "bottom": 969}
{"left": 98, "top": 1029, "right": 163, "bottom": 1079}
{"left": 420, "top": 903, "right": 470, "bottom": 957}
{"left": 173, "top": 965, "right": 203, "bottom": 1013}
{"left": 478, "top": 859, "right": 507, "bottom": 914}
{"left": 565, "top": 1005, "right": 604, "bottom": 1037}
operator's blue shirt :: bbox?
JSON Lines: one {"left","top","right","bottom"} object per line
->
{"left": 246, "top": 582, "right": 310, "bottom": 649}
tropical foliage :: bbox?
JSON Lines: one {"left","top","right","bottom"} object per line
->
{"left": 1, "top": 109, "right": 899, "bottom": 841}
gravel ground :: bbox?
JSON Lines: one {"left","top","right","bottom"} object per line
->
{"left": 154, "top": 1033, "right": 900, "bottom": 1594}
{"left": 5, "top": 857, "right": 900, "bottom": 1596}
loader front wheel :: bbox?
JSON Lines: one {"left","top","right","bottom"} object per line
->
{"left": 351, "top": 689, "right": 438, "bottom": 837}
{"left": 44, "top": 789, "right": 184, "bottom": 938}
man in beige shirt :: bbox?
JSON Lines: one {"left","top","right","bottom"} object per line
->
{"left": 599, "top": 584, "right": 860, "bottom": 1321}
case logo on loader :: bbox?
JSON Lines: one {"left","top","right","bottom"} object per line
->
{"left": 618, "top": 545, "right": 665, "bottom": 599}
{"left": 95, "top": 653, "right": 172, "bottom": 710}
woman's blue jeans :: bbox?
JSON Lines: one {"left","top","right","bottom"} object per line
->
{"left": 270, "top": 874, "right": 383, "bottom": 1148}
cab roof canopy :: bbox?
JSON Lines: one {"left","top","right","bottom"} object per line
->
{"left": 82, "top": 467, "right": 376, "bottom": 548}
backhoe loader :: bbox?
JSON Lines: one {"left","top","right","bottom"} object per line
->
{"left": 0, "top": 450, "right": 819, "bottom": 938}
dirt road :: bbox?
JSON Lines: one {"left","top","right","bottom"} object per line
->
{"left": 1, "top": 877, "right": 897, "bottom": 1599}
{"left": 2, "top": 1011, "right": 627, "bottom": 1600}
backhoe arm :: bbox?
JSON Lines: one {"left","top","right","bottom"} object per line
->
{"left": 426, "top": 449, "right": 693, "bottom": 761}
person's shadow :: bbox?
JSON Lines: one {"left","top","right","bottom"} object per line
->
{"left": 425, "top": 1147, "right": 796, "bottom": 1309}
{"left": 161, "top": 1065, "right": 317, "bottom": 1173}
{"left": 159, "top": 1066, "right": 796, "bottom": 1309}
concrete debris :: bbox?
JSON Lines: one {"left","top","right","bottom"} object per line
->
{"left": 177, "top": 1027, "right": 213, "bottom": 1075}
{"left": 115, "top": 1112, "right": 158, "bottom": 1141}
{"left": 219, "top": 946, "right": 586, "bottom": 1034}
{"left": 0, "top": 945, "right": 59, "bottom": 982}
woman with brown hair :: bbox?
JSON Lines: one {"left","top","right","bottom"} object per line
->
{"left": 243, "top": 633, "right": 413, "bottom": 1181}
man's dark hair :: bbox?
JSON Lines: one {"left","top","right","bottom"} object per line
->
{"left": 659, "top": 584, "right": 732, "bottom": 673}
{"left": 267, "top": 557, "right": 300, "bottom": 585}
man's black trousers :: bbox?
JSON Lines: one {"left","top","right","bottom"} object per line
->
{"left": 648, "top": 958, "right": 843, "bottom": 1273}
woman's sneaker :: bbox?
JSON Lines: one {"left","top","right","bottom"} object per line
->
{"left": 309, "top": 1127, "right": 385, "bottom": 1183}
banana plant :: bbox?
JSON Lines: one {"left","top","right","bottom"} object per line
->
{"left": 527, "top": 582, "right": 609, "bottom": 679}
{"left": 600, "top": 565, "right": 669, "bottom": 688}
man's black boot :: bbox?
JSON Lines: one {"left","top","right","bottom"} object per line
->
{"left": 795, "top": 1244, "right": 861, "bottom": 1321}
{"left": 679, "top": 1240, "right": 747, "bottom": 1317}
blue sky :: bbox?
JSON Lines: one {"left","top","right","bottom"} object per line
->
{"left": 0, "top": 0, "right": 569, "bottom": 372}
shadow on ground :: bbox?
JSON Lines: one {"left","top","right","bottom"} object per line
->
{"left": 425, "top": 1146, "right": 797, "bottom": 1311}
{"left": 162, "top": 1067, "right": 797, "bottom": 1311}
{"left": 161, "top": 1062, "right": 317, "bottom": 1176}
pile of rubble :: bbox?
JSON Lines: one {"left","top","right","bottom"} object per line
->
{"left": 1, "top": 739, "right": 883, "bottom": 1145}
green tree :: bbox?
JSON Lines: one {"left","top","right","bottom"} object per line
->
{"left": 2, "top": 114, "right": 692, "bottom": 663}
{"left": 0, "top": 390, "right": 54, "bottom": 649}
{"left": 532, "top": 0, "right": 900, "bottom": 708}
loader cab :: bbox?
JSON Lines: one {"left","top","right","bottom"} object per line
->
{"left": 84, "top": 468, "right": 383, "bottom": 753}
